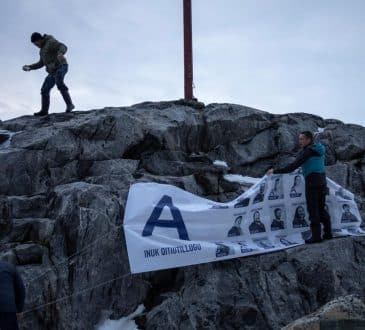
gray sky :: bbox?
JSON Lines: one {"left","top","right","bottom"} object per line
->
{"left": 1, "top": 0, "right": 364, "bottom": 125}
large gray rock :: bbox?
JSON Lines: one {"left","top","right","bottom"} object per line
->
{"left": 283, "top": 294, "right": 365, "bottom": 330}
{"left": 1, "top": 100, "right": 365, "bottom": 330}
{"left": 143, "top": 237, "right": 365, "bottom": 330}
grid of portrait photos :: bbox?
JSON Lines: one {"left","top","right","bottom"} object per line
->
{"left": 218, "top": 170, "right": 365, "bottom": 257}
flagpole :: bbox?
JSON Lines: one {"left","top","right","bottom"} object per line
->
{"left": 183, "top": 0, "right": 194, "bottom": 100}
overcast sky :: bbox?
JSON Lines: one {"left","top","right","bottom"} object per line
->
{"left": 1, "top": 0, "right": 364, "bottom": 125}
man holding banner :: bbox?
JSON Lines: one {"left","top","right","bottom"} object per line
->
{"left": 267, "top": 131, "right": 332, "bottom": 244}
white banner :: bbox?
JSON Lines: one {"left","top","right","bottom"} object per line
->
{"left": 124, "top": 172, "right": 364, "bottom": 274}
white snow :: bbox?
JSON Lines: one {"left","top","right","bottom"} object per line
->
{"left": 96, "top": 305, "right": 145, "bottom": 330}
{"left": 213, "top": 160, "right": 229, "bottom": 168}
{"left": 316, "top": 127, "right": 325, "bottom": 134}
{"left": 223, "top": 174, "right": 259, "bottom": 185}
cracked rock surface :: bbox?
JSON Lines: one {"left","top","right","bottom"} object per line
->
{"left": 0, "top": 100, "right": 365, "bottom": 330}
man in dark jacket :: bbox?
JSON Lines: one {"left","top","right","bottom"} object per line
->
{"left": 22, "top": 32, "right": 75, "bottom": 116}
{"left": 249, "top": 211, "right": 266, "bottom": 234}
{"left": 267, "top": 131, "right": 332, "bottom": 244}
{"left": 271, "top": 208, "right": 285, "bottom": 231}
{"left": 0, "top": 261, "right": 25, "bottom": 330}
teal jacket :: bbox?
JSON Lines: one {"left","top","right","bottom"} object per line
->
{"left": 301, "top": 143, "right": 325, "bottom": 177}
{"left": 275, "top": 143, "right": 326, "bottom": 178}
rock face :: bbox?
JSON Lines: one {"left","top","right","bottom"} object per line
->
{"left": 0, "top": 100, "right": 365, "bottom": 330}
{"left": 283, "top": 294, "right": 365, "bottom": 330}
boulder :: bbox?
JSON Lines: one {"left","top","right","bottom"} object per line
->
{"left": 0, "top": 101, "right": 364, "bottom": 329}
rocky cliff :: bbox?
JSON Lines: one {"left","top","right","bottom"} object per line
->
{"left": 0, "top": 100, "right": 365, "bottom": 330}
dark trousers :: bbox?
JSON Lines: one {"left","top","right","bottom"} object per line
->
{"left": 41, "top": 64, "right": 69, "bottom": 95}
{"left": 0, "top": 312, "right": 19, "bottom": 330}
{"left": 305, "top": 185, "right": 332, "bottom": 239}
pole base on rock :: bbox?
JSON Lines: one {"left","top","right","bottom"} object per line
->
{"left": 177, "top": 98, "right": 205, "bottom": 110}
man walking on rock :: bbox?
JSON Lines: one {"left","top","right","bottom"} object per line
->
{"left": 267, "top": 131, "right": 332, "bottom": 244}
{"left": 0, "top": 261, "right": 25, "bottom": 330}
{"left": 23, "top": 32, "right": 74, "bottom": 116}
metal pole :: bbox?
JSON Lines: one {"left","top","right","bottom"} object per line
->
{"left": 183, "top": 0, "right": 194, "bottom": 100}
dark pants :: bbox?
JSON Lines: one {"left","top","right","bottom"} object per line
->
{"left": 305, "top": 185, "right": 332, "bottom": 239}
{"left": 0, "top": 312, "right": 19, "bottom": 330}
{"left": 41, "top": 64, "right": 69, "bottom": 95}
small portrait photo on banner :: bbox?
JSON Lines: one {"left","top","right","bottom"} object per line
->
{"left": 341, "top": 203, "right": 360, "bottom": 223}
{"left": 289, "top": 174, "right": 304, "bottom": 198}
{"left": 215, "top": 242, "right": 235, "bottom": 258}
{"left": 270, "top": 205, "right": 286, "bottom": 231}
{"left": 249, "top": 208, "right": 266, "bottom": 234}
{"left": 292, "top": 204, "right": 309, "bottom": 228}
{"left": 253, "top": 180, "right": 267, "bottom": 204}
{"left": 268, "top": 175, "right": 284, "bottom": 200}
{"left": 227, "top": 214, "right": 245, "bottom": 237}
{"left": 277, "top": 235, "right": 300, "bottom": 247}
{"left": 234, "top": 197, "right": 250, "bottom": 208}
{"left": 236, "top": 240, "right": 258, "bottom": 253}
{"left": 253, "top": 237, "right": 276, "bottom": 250}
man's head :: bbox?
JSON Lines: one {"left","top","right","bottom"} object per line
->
{"left": 294, "top": 175, "right": 301, "bottom": 186}
{"left": 31, "top": 32, "right": 44, "bottom": 48}
{"left": 297, "top": 206, "right": 305, "bottom": 218}
{"left": 274, "top": 208, "right": 282, "bottom": 219}
{"left": 253, "top": 211, "right": 260, "bottom": 222}
{"left": 299, "top": 131, "right": 313, "bottom": 148}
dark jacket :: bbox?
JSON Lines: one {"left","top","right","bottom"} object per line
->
{"left": 249, "top": 221, "right": 266, "bottom": 234}
{"left": 275, "top": 143, "right": 327, "bottom": 187}
{"left": 0, "top": 261, "right": 25, "bottom": 313}
{"left": 29, "top": 34, "right": 68, "bottom": 74}
{"left": 227, "top": 226, "right": 242, "bottom": 237}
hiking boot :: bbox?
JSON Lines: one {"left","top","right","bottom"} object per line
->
{"left": 307, "top": 224, "right": 322, "bottom": 244}
{"left": 66, "top": 104, "right": 75, "bottom": 113}
{"left": 60, "top": 90, "right": 74, "bottom": 113}
{"left": 305, "top": 237, "right": 323, "bottom": 244}
{"left": 323, "top": 233, "right": 333, "bottom": 240}
{"left": 34, "top": 94, "right": 50, "bottom": 116}
{"left": 33, "top": 110, "right": 48, "bottom": 116}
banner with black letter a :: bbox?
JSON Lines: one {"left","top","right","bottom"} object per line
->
{"left": 123, "top": 172, "right": 364, "bottom": 273}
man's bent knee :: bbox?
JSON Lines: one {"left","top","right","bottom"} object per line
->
{"left": 56, "top": 83, "right": 68, "bottom": 92}
{"left": 41, "top": 89, "right": 51, "bottom": 96}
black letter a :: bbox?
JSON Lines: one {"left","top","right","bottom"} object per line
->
{"left": 142, "top": 195, "right": 190, "bottom": 240}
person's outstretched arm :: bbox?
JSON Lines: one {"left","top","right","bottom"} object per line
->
{"left": 274, "top": 148, "right": 319, "bottom": 174}
{"left": 28, "top": 57, "right": 44, "bottom": 70}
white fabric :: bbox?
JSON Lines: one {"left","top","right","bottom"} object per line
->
{"left": 124, "top": 171, "right": 364, "bottom": 274}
